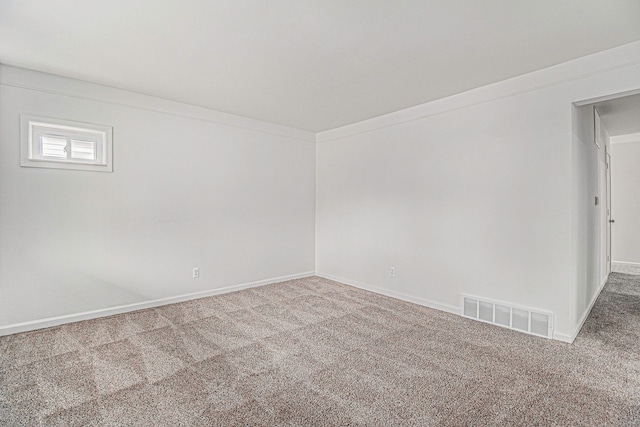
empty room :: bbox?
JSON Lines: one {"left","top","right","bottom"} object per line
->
{"left": 2, "top": 1, "right": 640, "bottom": 425}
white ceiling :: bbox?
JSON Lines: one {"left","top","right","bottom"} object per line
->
{"left": 596, "top": 93, "right": 640, "bottom": 137}
{"left": 2, "top": 1, "right": 640, "bottom": 132}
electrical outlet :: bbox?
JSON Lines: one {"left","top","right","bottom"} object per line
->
{"left": 389, "top": 266, "right": 395, "bottom": 277}
{"left": 192, "top": 267, "right": 200, "bottom": 279}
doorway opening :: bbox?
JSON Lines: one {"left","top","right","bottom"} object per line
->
{"left": 570, "top": 90, "right": 640, "bottom": 338}
{"left": 594, "top": 93, "right": 640, "bottom": 276}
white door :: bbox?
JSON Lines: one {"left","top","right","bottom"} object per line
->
{"left": 606, "top": 148, "right": 612, "bottom": 275}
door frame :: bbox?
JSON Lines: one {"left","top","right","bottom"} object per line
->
{"left": 606, "top": 147, "right": 612, "bottom": 275}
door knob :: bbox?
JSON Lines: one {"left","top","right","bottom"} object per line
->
{"left": 609, "top": 219, "right": 615, "bottom": 223}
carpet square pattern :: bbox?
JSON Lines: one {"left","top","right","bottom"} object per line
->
{"left": 1, "top": 274, "right": 639, "bottom": 425}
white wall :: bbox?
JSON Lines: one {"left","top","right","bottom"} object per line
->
{"left": 0, "top": 65, "right": 316, "bottom": 329}
{"left": 596, "top": 112, "right": 611, "bottom": 283}
{"left": 316, "top": 41, "right": 640, "bottom": 341}
{"left": 611, "top": 139, "right": 640, "bottom": 264}
{"left": 571, "top": 104, "right": 610, "bottom": 333}
{"left": 3, "top": 42, "right": 640, "bottom": 341}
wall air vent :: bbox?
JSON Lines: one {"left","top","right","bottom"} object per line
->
{"left": 461, "top": 295, "right": 553, "bottom": 339}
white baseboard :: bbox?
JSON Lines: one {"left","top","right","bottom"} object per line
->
{"left": 552, "top": 331, "right": 574, "bottom": 343}
{"left": 316, "top": 272, "right": 459, "bottom": 315}
{"left": 611, "top": 261, "right": 640, "bottom": 275}
{"left": 0, "top": 271, "right": 315, "bottom": 336}
{"left": 558, "top": 274, "right": 609, "bottom": 343}
{"left": 612, "top": 260, "right": 640, "bottom": 266}
{"left": 319, "top": 272, "right": 582, "bottom": 344}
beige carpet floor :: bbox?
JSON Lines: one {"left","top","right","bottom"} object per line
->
{"left": 1, "top": 274, "right": 639, "bottom": 426}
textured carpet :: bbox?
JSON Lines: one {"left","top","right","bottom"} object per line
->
{"left": 1, "top": 274, "right": 639, "bottom": 426}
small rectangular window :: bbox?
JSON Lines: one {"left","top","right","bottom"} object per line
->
{"left": 41, "top": 135, "right": 68, "bottom": 158}
{"left": 20, "top": 115, "right": 113, "bottom": 172}
{"left": 71, "top": 139, "right": 96, "bottom": 160}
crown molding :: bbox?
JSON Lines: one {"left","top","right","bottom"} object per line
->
{"left": 610, "top": 132, "right": 640, "bottom": 145}
{"left": 0, "top": 63, "right": 316, "bottom": 143}
{"left": 316, "top": 41, "right": 640, "bottom": 143}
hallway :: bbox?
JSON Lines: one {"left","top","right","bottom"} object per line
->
{"left": 579, "top": 272, "right": 640, "bottom": 356}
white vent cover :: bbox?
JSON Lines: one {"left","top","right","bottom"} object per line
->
{"left": 461, "top": 295, "right": 553, "bottom": 339}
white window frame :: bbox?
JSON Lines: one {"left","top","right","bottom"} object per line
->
{"left": 20, "top": 115, "right": 113, "bottom": 172}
